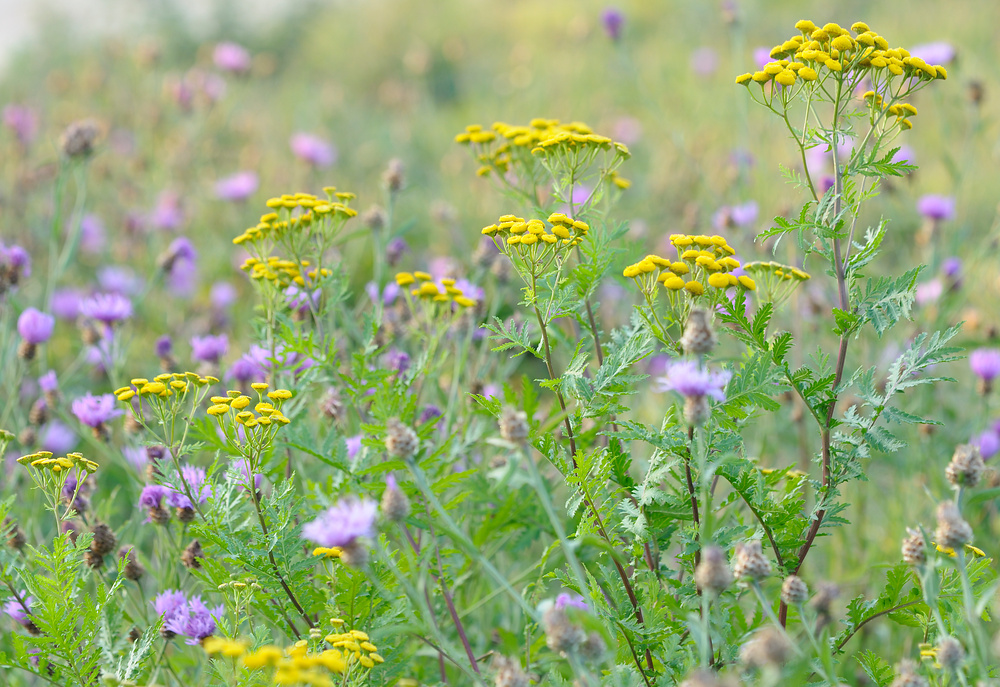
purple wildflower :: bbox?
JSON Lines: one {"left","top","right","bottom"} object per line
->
{"left": 71, "top": 393, "right": 123, "bottom": 428}
{"left": 80, "top": 292, "right": 133, "bottom": 324}
{"left": 123, "top": 446, "right": 147, "bottom": 472}
{"left": 386, "top": 237, "right": 409, "bottom": 266}
{"left": 601, "top": 7, "right": 625, "bottom": 40}
{"left": 4, "top": 594, "right": 34, "bottom": 626}
{"left": 915, "top": 279, "right": 943, "bottom": 306}
{"left": 97, "top": 266, "right": 142, "bottom": 294}
{"left": 419, "top": 405, "right": 442, "bottom": 425}
{"left": 290, "top": 133, "right": 336, "bottom": 168}
{"left": 346, "top": 435, "right": 363, "bottom": 459}
{"left": 153, "top": 588, "right": 188, "bottom": 625}
{"left": 40, "top": 421, "right": 78, "bottom": 454}
{"left": 753, "top": 47, "right": 772, "bottom": 69}
{"left": 942, "top": 257, "right": 962, "bottom": 279}
{"left": 165, "top": 595, "right": 223, "bottom": 645}
{"left": 977, "top": 429, "right": 1000, "bottom": 460}
{"left": 917, "top": 194, "right": 955, "bottom": 222}
{"left": 613, "top": 116, "right": 643, "bottom": 146}
{"left": 892, "top": 145, "right": 916, "bottom": 167}
{"left": 730, "top": 201, "right": 759, "bottom": 227}
{"left": 166, "top": 465, "right": 210, "bottom": 508}
{"left": 213, "top": 42, "right": 252, "bottom": 73}
{"left": 38, "top": 371, "right": 58, "bottom": 394}
{"left": 51, "top": 289, "right": 83, "bottom": 320}
{"left": 190, "top": 334, "right": 228, "bottom": 363}
{"left": 656, "top": 360, "right": 730, "bottom": 401}
{"left": 17, "top": 308, "right": 54, "bottom": 344}
{"left": 139, "top": 485, "right": 171, "bottom": 510}
{"left": 909, "top": 42, "right": 956, "bottom": 65}
{"left": 0, "top": 243, "right": 30, "bottom": 282}
{"left": 210, "top": 282, "right": 238, "bottom": 310}
{"left": 970, "top": 349, "right": 1000, "bottom": 382}
{"left": 555, "top": 593, "right": 589, "bottom": 611}
{"left": 214, "top": 171, "right": 258, "bottom": 202}
{"left": 302, "top": 498, "right": 378, "bottom": 548}
{"left": 75, "top": 214, "right": 106, "bottom": 254}
{"left": 150, "top": 191, "right": 184, "bottom": 231}
{"left": 2, "top": 104, "right": 38, "bottom": 145}
{"left": 690, "top": 46, "right": 719, "bottom": 76}
{"left": 385, "top": 349, "right": 411, "bottom": 374}
{"left": 155, "top": 335, "right": 173, "bottom": 359}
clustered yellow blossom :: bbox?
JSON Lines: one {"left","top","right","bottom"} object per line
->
{"left": 736, "top": 20, "right": 946, "bottom": 131}
{"left": 203, "top": 619, "right": 384, "bottom": 686}
{"left": 481, "top": 212, "right": 589, "bottom": 276}
{"left": 933, "top": 542, "right": 986, "bottom": 559}
{"left": 209, "top": 383, "right": 294, "bottom": 458}
{"left": 17, "top": 450, "right": 98, "bottom": 475}
{"left": 740, "top": 261, "right": 811, "bottom": 306}
{"left": 394, "top": 271, "right": 477, "bottom": 308}
{"left": 116, "top": 372, "right": 219, "bottom": 435}
{"left": 233, "top": 189, "right": 358, "bottom": 249}
{"left": 312, "top": 547, "right": 343, "bottom": 559}
{"left": 241, "top": 256, "right": 332, "bottom": 291}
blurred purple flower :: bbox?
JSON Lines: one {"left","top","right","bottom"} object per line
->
{"left": 385, "top": 348, "right": 411, "bottom": 374}
{"left": 166, "top": 596, "right": 223, "bottom": 645}
{"left": 3, "top": 594, "right": 34, "bottom": 626}
{"left": 386, "top": 237, "right": 409, "bottom": 266}
{"left": 601, "top": 7, "right": 625, "bottom": 40}
{"left": 2, "top": 104, "right": 38, "bottom": 145}
{"left": 153, "top": 589, "right": 186, "bottom": 620}
{"left": 80, "top": 292, "right": 133, "bottom": 324}
{"left": 917, "top": 194, "right": 955, "bottom": 222}
{"left": 123, "top": 446, "right": 147, "bottom": 472}
{"left": 166, "top": 465, "right": 210, "bottom": 508}
{"left": 656, "top": 360, "right": 730, "bottom": 401}
{"left": 909, "top": 42, "right": 956, "bottom": 65}
{"left": 214, "top": 171, "right": 258, "bottom": 202}
{"left": 942, "top": 257, "right": 962, "bottom": 279}
{"left": 753, "top": 47, "right": 772, "bottom": 69}
{"left": 150, "top": 191, "right": 184, "bottom": 231}
{"left": 210, "top": 282, "right": 238, "bottom": 310}
{"left": 0, "top": 243, "right": 30, "bottom": 281}
{"left": 213, "top": 42, "right": 251, "bottom": 73}
{"left": 190, "top": 334, "right": 228, "bottom": 363}
{"left": 366, "top": 281, "right": 400, "bottom": 306}
{"left": 555, "top": 592, "right": 589, "bottom": 611}
{"left": 139, "top": 485, "right": 171, "bottom": 509}
{"left": 346, "top": 435, "right": 363, "bottom": 459}
{"left": 419, "top": 405, "right": 442, "bottom": 425}
{"left": 97, "top": 266, "right": 142, "bottom": 294}
{"left": 892, "top": 145, "right": 916, "bottom": 167}
{"left": 17, "top": 308, "right": 54, "bottom": 344}
{"left": 914, "top": 279, "right": 943, "bottom": 306}
{"left": 977, "top": 429, "right": 1000, "bottom": 460}
{"left": 730, "top": 201, "right": 758, "bottom": 227}
{"left": 970, "top": 349, "right": 1000, "bottom": 382}
{"left": 302, "top": 498, "right": 378, "bottom": 548}
{"left": 41, "top": 421, "right": 78, "bottom": 454}
{"left": 690, "top": 46, "right": 719, "bottom": 76}
{"left": 38, "top": 371, "right": 58, "bottom": 393}
{"left": 290, "top": 133, "right": 336, "bottom": 168}
{"left": 612, "top": 116, "right": 642, "bottom": 145}
{"left": 51, "top": 289, "right": 84, "bottom": 320}
{"left": 155, "top": 335, "right": 173, "bottom": 358}
{"left": 76, "top": 214, "right": 106, "bottom": 254}
{"left": 71, "top": 393, "right": 123, "bottom": 427}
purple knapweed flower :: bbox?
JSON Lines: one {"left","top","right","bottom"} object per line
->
{"left": 190, "top": 334, "right": 228, "bottom": 363}
{"left": 753, "top": 46, "right": 772, "bottom": 69}
{"left": 977, "top": 429, "right": 1000, "bottom": 460}
{"left": 970, "top": 349, "right": 1000, "bottom": 382}
{"left": 214, "top": 171, "right": 258, "bottom": 202}
{"left": 150, "top": 191, "right": 184, "bottom": 231}
{"left": 98, "top": 266, "right": 142, "bottom": 294}
{"left": 123, "top": 446, "right": 147, "bottom": 472}
{"left": 77, "top": 214, "right": 106, "bottom": 254}
{"left": 942, "top": 257, "right": 962, "bottom": 279}
{"left": 4, "top": 594, "right": 34, "bottom": 626}
{"left": 690, "top": 46, "right": 719, "bottom": 76}
{"left": 892, "top": 145, "right": 916, "bottom": 167}
{"left": 600, "top": 7, "right": 624, "bottom": 40}
{"left": 38, "top": 371, "right": 58, "bottom": 394}
{"left": 227, "top": 353, "right": 267, "bottom": 385}
{"left": 917, "top": 194, "right": 955, "bottom": 222}
{"left": 210, "top": 281, "right": 238, "bottom": 310}
{"left": 385, "top": 348, "right": 411, "bottom": 374}
{"left": 346, "top": 435, "right": 363, "bottom": 459}
{"left": 1, "top": 243, "right": 30, "bottom": 282}
{"left": 419, "top": 405, "right": 442, "bottom": 425}
{"left": 139, "top": 485, "right": 171, "bottom": 510}
{"left": 153, "top": 588, "right": 188, "bottom": 623}
{"left": 613, "top": 116, "right": 643, "bottom": 145}
{"left": 915, "top": 279, "right": 943, "bottom": 306}
{"left": 656, "top": 360, "right": 730, "bottom": 401}
{"left": 302, "top": 498, "right": 378, "bottom": 548}
{"left": 555, "top": 592, "right": 589, "bottom": 611}
{"left": 80, "top": 292, "right": 133, "bottom": 324}
{"left": 17, "top": 308, "right": 54, "bottom": 344}
{"left": 71, "top": 393, "right": 123, "bottom": 428}
{"left": 40, "top": 421, "right": 78, "bottom": 454}
{"left": 3, "top": 104, "right": 38, "bottom": 145}
{"left": 290, "top": 133, "right": 336, "bottom": 168}
{"left": 909, "top": 42, "right": 956, "bottom": 66}
{"left": 51, "top": 289, "right": 83, "bottom": 320}
{"left": 166, "top": 465, "right": 210, "bottom": 508}
{"left": 166, "top": 595, "right": 223, "bottom": 645}
{"left": 213, "top": 42, "right": 252, "bottom": 74}
{"left": 386, "top": 237, "right": 409, "bottom": 266}
{"left": 155, "top": 335, "right": 173, "bottom": 359}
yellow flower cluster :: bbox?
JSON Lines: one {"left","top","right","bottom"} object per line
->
{"left": 394, "top": 271, "right": 477, "bottom": 308}
{"left": 114, "top": 372, "right": 218, "bottom": 404}
{"left": 241, "top": 256, "right": 332, "bottom": 290}
{"left": 210, "top": 383, "right": 293, "bottom": 454}
{"left": 233, "top": 189, "right": 358, "bottom": 248}
{"left": 741, "top": 261, "right": 811, "bottom": 306}
{"left": 203, "top": 619, "right": 384, "bottom": 686}
{"left": 481, "top": 212, "right": 588, "bottom": 268}
{"left": 312, "top": 546, "right": 343, "bottom": 559}
{"left": 455, "top": 119, "right": 630, "bottom": 177}
{"left": 624, "top": 234, "right": 755, "bottom": 297}
{"left": 736, "top": 19, "right": 948, "bottom": 129}
{"left": 17, "top": 450, "right": 98, "bottom": 474}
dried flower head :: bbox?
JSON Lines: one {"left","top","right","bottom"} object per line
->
{"left": 385, "top": 417, "right": 419, "bottom": 460}
{"left": 681, "top": 308, "right": 717, "bottom": 356}
{"left": 60, "top": 118, "right": 100, "bottom": 157}
{"left": 380, "top": 474, "right": 410, "bottom": 523}
{"left": 780, "top": 575, "right": 809, "bottom": 606}
{"left": 945, "top": 443, "right": 984, "bottom": 488}
{"left": 935, "top": 636, "right": 964, "bottom": 671}
{"left": 934, "top": 501, "right": 972, "bottom": 550}
{"left": 119, "top": 546, "right": 145, "bottom": 581}
{"left": 89, "top": 523, "right": 117, "bottom": 557}
{"left": 740, "top": 626, "right": 791, "bottom": 668}
{"left": 891, "top": 659, "right": 928, "bottom": 687}
{"left": 499, "top": 406, "right": 529, "bottom": 444}
{"left": 901, "top": 528, "right": 926, "bottom": 567}
{"left": 694, "top": 545, "right": 732, "bottom": 594}
{"left": 733, "top": 539, "right": 771, "bottom": 581}
{"left": 492, "top": 655, "right": 529, "bottom": 687}
{"left": 542, "top": 604, "right": 586, "bottom": 655}
{"left": 182, "top": 539, "right": 203, "bottom": 569}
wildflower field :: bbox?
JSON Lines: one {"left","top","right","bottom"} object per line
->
{"left": 2, "top": 0, "right": 1000, "bottom": 685}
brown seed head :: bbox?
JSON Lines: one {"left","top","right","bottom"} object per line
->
{"left": 740, "top": 626, "right": 791, "bottom": 668}
{"left": 780, "top": 575, "right": 809, "bottom": 606}
{"left": 936, "top": 636, "right": 964, "bottom": 671}
{"left": 694, "top": 545, "right": 732, "bottom": 594}
{"left": 492, "top": 655, "right": 530, "bottom": 687}
{"left": 90, "top": 523, "right": 117, "bottom": 556}
{"left": 498, "top": 406, "right": 529, "bottom": 444}
{"left": 60, "top": 118, "right": 101, "bottom": 158}
{"left": 542, "top": 605, "right": 586, "bottom": 655}
{"left": 182, "top": 540, "right": 203, "bottom": 569}
{"left": 891, "top": 659, "right": 928, "bottom": 687}
{"left": 733, "top": 540, "right": 771, "bottom": 581}
{"left": 681, "top": 308, "right": 717, "bottom": 356}
{"left": 935, "top": 501, "right": 973, "bottom": 550}
{"left": 385, "top": 417, "right": 419, "bottom": 460}
{"left": 945, "top": 443, "right": 984, "bottom": 488}
{"left": 901, "top": 527, "right": 926, "bottom": 567}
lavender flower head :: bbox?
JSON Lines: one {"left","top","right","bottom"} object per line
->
{"left": 150, "top": 191, "right": 184, "bottom": 231}
{"left": 970, "top": 348, "right": 1000, "bottom": 382}
{"left": 72, "top": 393, "right": 123, "bottom": 428}
{"left": 190, "top": 334, "right": 228, "bottom": 363}
{"left": 155, "top": 335, "right": 173, "bottom": 359}
{"left": 3, "top": 104, "right": 38, "bottom": 145}
{"left": 290, "top": 133, "right": 336, "bottom": 168}
{"left": 909, "top": 41, "right": 956, "bottom": 66}
{"left": 346, "top": 435, "right": 363, "bottom": 459}
{"left": 656, "top": 360, "right": 730, "bottom": 401}
{"left": 0, "top": 242, "right": 31, "bottom": 282}
{"left": 97, "top": 266, "right": 142, "bottom": 294}
{"left": 166, "top": 595, "right": 223, "bottom": 645}
{"left": 51, "top": 289, "right": 83, "bottom": 320}
{"left": 942, "top": 257, "right": 962, "bottom": 279}
{"left": 38, "top": 371, "right": 58, "bottom": 394}
{"left": 385, "top": 348, "right": 411, "bottom": 374}
{"left": 139, "top": 485, "right": 171, "bottom": 509}
{"left": 601, "top": 7, "right": 625, "bottom": 40}
{"left": 80, "top": 292, "right": 133, "bottom": 324}
{"left": 166, "top": 465, "right": 211, "bottom": 508}
{"left": 302, "top": 498, "right": 378, "bottom": 548}
{"left": 17, "top": 308, "right": 55, "bottom": 344}
{"left": 214, "top": 171, "right": 258, "bottom": 202}
{"left": 386, "top": 237, "right": 409, "bottom": 266}
{"left": 210, "top": 282, "right": 238, "bottom": 310}
{"left": 917, "top": 194, "right": 956, "bottom": 222}
{"left": 4, "top": 594, "right": 34, "bottom": 626}
{"left": 213, "top": 42, "right": 252, "bottom": 74}
{"left": 555, "top": 592, "right": 589, "bottom": 611}
{"left": 976, "top": 429, "right": 1000, "bottom": 460}
{"left": 41, "top": 421, "right": 78, "bottom": 454}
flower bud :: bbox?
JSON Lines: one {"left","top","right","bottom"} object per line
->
{"left": 694, "top": 545, "right": 732, "bottom": 594}
{"left": 780, "top": 575, "right": 809, "bottom": 606}
{"left": 733, "top": 540, "right": 771, "bottom": 581}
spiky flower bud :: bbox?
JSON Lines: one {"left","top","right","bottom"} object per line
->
{"left": 128, "top": 626, "right": 142, "bottom": 643}
{"left": 176, "top": 506, "right": 196, "bottom": 524}
{"left": 385, "top": 417, "right": 419, "bottom": 460}
{"left": 499, "top": 406, "right": 529, "bottom": 444}
{"left": 182, "top": 540, "right": 203, "bottom": 569}
{"left": 492, "top": 655, "right": 529, "bottom": 687}
{"left": 362, "top": 205, "right": 387, "bottom": 231}
{"left": 694, "top": 545, "right": 732, "bottom": 594}
{"left": 681, "top": 308, "right": 717, "bottom": 356}
{"left": 936, "top": 636, "right": 964, "bottom": 671}
{"left": 382, "top": 158, "right": 405, "bottom": 192}
{"left": 810, "top": 581, "right": 839, "bottom": 615}
{"left": 542, "top": 605, "right": 586, "bottom": 655}
{"left": 380, "top": 475, "right": 410, "bottom": 522}
{"left": 60, "top": 118, "right": 100, "bottom": 158}
{"left": 580, "top": 631, "right": 606, "bottom": 662}
{"left": 84, "top": 550, "right": 104, "bottom": 569}
{"left": 901, "top": 528, "right": 926, "bottom": 567}
{"left": 118, "top": 546, "right": 145, "bottom": 581}
{"left": 28, "top": 400, "right": 47, "bottom": 426}
{"left": 740, "top": 626, "right": 791, "bottom": 668}
{"left": 733, "top": 540, "right": 771, "bottom": 581}
{"left": 780, "top": 575, "right": 809, "bottom": 606}
{"left": 891, "top": 659, "right": 928, "bottom": 687}
{"left": 935, "top": 501, "right": 972, "bottom": 550}
{"left": 945, "top": 444, "right": 984, "bottom": 488}
{"left": 90, "top": 523, "right": 116, "bottom": 556}
{"left": 149, "top": 505, "right": 170, "bottom": 526}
